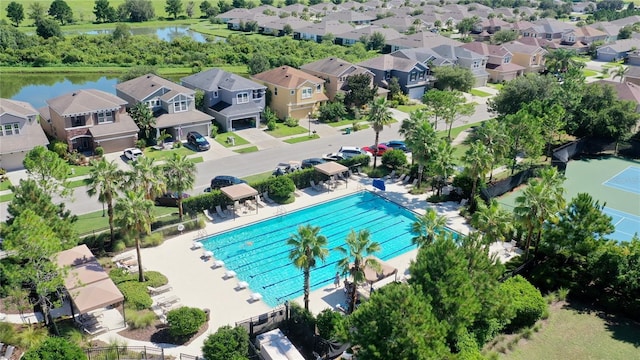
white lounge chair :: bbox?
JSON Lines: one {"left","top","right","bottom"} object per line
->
{"left": 157, "top": 295, "right": 180, "bottom": 307}
{"left": 147, "top": 284, "right": 172, "bottom": 295}
{"left": 212, "top": 260, "right": 225, "bottom": 269}
{"left": 256, "top": 195, "right": 267, "bottom": 208}
{"left": 395, "top": 174, "right": 406, "bottom": 183}
{"left": 236, "top": 281, "right": 249, "bottom": 290}
{"left": 215, "top": 205, "right": 227, "bottom": 219}
{"left": 203, "top": 209, "right": 215, "bottom": 222}
{"left": 310, "top": 180, "right": 323, "bottom": 192}
{"left": 224, "top": 270, "right": 237, "bottom": 279}
{"left": 191, "top": 241, "right": 203, "bottom": 250}
{"left": 249, "top": 292, "right": 263, "bottom": 302}
{"left": 384, "top": 170, "right": 396, "bottom": 180}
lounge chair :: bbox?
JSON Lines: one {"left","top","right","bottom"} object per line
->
{"left": 224, "top": 270, "right": 237, "bottom": 279}
{"left": 384, "top": 170, "right": 396, "bottom": 180}
{"left": 191, "top": 241, "right": 203, "bottom": 250}
{"left": 255, "top": 195, "right": 267, "bottom": 208}
{"left": 147, "top": 284, "right": 172, "bottom": 295}
{"left": 212, "top": 260, "right": 225, "bottom": 269}
{"left": 215, "top": 205, "right": 227, "bottom": 219}
{"left": 310, "top": 180, "right": 322, "bottom": 192}
{"left": 395, "top": 174, "right": 406, "bottom": 183}
{"left": 236, "top": 281, "right": 249, "bottom": 290}
{"left": 249, "top": 292, "right": 263, "bottom": 302}
{"left": 409, "top": 179, "right": 418, "bottom": 187}
{"left": 157, "top": 295, "right": 180, "bottom": 307}
{"left": 203, "top": 209, "right": 215, "bottom": 222}
{"left": 263, "top": 192, "right": 275, "bottom": 204}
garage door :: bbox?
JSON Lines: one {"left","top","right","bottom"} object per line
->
{"left": 97, "top": 136, "right": 136, "bottom": 154}
{"left": 0, "top": 152, "right": 26, "bottom": 171}
{"left": 181, "top": 124, "right": 209, "bottom": 138}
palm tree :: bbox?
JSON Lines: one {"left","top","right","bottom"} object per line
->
{"left": 462, "top": 142, "right": 492, "bottom": 207}
{"left": 287, "top": 224, "right": 329, "bottom": 311}
{"left": 163, "top": 153, "right": 196, "bottom": 221}
{"left": 125, "top": 156, "right": 166, "bottom": 201}
{"left": 429, "top": 139, "right": 455, "bottom": 196}
{"left": 411, "top": 208, "right": 447, "bottom": 247}
{"left": 129, "top": 102, "right": 156, "bottom": 141}
{"left": 470, "top": 120, "right": 509, "bottom": 182}
{"left": 115, "top": 190, "right": 154, "bottom": 282}
{"left": 86, "top": 158, "right": 122, "bottom": 245}
{"left": 611, "top": 65, "right": 628, "bottom": 83}
{"left": 367, "top": 97, "right": 393, "bottom": 169}
{"left": 335, "top": 229, "right": 381, "bottom": 314}
{"left": 399, "top": 111, "right": 438, "bottom": 187}
{"left": 545, "top": 48, "right": 582, "bottom": 74}
{"left": 470, "top": 198, "right": 513, "bottom": 244}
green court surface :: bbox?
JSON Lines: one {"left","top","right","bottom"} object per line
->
{"left": 498, "top": 157, "right": 640, "bottom": 216}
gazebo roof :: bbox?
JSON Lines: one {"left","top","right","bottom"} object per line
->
{"left": 68, "top": 278, "right": 125, "bottom": 314}
{"left": 55, "top": 244, "right": 96, "bottom": 268}
{"left": 357, "top": 256, "right": 398, "bottom": 284}
{"left": 221, "top": 183, "right": 259, "bottom": 201}
{"left": 64, "top": 260, "right": 110, "bottom": 290}
{"left": 314, "top": 162, "right": 348, "bottom": 176}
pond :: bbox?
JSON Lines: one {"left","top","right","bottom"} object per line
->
{"left": 5, "top": 73, "right": 184, "bottom": 109}
{"left": 65, "top": 26, "right": 209, "bottom": 43}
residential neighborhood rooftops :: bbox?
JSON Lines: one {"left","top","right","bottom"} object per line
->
{"left": 116, "top": 74, "right": 194, "bottom": 102}
{"left": 45, "top": 89, "right": 126, "bottom": 116}
{"left": 181, "top": 68, "right": 266, "bottom": 92}
{"left": 301, "top": 57, "right": 372, "bottom": 78}
{"left": 252, "top": 66, "right": 326, "bottom": 88}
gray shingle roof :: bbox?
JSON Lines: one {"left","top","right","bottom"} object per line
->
{"left": 181, "top": 69, "right": 266, "bottom": 92}
{"left": 46, "top": 89, "right": 126, "bottom": 117}
{"left": 301, "top": 57, "right": 372, "bottom": 78}
{"left": 116, "top": 74, "right": 194, "bottom": 102}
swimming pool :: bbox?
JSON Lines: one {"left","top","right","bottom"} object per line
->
{"left": 200, "top": 191, "right": 431, "bottom": 307}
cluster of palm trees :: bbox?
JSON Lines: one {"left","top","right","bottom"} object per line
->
{"left": 85, "top": 153, "right": 196, "bottom": 282}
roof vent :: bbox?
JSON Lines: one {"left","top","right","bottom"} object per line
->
{"left": 72, "top": 92, "right": 77, "bottom": 96}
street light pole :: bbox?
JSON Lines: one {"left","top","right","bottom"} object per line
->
{"left": 308, "top": 112, "right": 311, "bottom": 137}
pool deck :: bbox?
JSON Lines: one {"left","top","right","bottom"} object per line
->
{"left": 94, "top": 176, "right": 478, "bottom": 357}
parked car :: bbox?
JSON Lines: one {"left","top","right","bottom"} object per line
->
{"left": 338, "top": 146, "right": 372, "bottom": 159}
{"left": 186, "top": 131, "right": 210, "bottom": 151}
{"left": 210, "top": 175, "right": 247, "bottom": 190}
{"left": 123, "top": 148, "right": 143, "bottom": 161}
{"left": 362, "top": 144, "right": 389, "bottom": 156}
{"left": 155, "top": 192, "right": 190, "bottom": 207}
{"left": 323, "top": 152, "right": 346, "bottom": 161}
{"left": 273, "top": 161, "right": 302, "bottom": 176}
{"left": 385, "top": 140, "right": 409, "bottom": 152}
{"left": 301, "top": 158, "right": 327, "bottom": 168}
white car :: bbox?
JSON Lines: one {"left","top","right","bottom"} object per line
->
{"left": 323, "top": 152, "right": 346, "bottom": 161}
{"left": 338, "top": 146, "right": 373, "bottom": 159}
{"left": 123, "top": 148, "right": 143, "bottom": 161}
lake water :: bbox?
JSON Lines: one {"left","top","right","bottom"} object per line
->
{"left": 65, "top": 26, "right": 208, "bottom": 43}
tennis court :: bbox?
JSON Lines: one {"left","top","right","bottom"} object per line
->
{"left": 498, "top": 157, "right": 640, "bottom": 242}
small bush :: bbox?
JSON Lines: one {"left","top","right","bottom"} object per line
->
{"left": 316, "top": 309, "right": 346, "bottom": 341}
{"left": 50, "top": 140, "right": 69, "bottom": 159}
{"left": 22, "top": 336, "right": 86, "bottom": 360}
{"left": 0, "top": 322, "right": 17, "bottom": 344}
{"left": 135, "top": 140, "right": 146, "bottom": 149}
{"left": 16, "top": 325, "right": 48, "bottom": 349}
{"left": 142, "top": 232, "right": 164, "bottom": 247}
{"left": 497, "top": 346, "right": 507, "bottom": 354}
{"left": 522, "top": 328, "right": 533, "bottom": 339}
{"left": 501, "top": 275, "right": 547, "bottom": 331}
{"left": 284, "top": 116, "right": 299, "bottom": 127}
{"left": 210, "top": 123, "right": 219, "bottom": 138}
{"left": 125, "top": 309, "right": 157, "bottom": 329}
{"left": 267, "top": 120, "right": 277, "bottom": 131}
{"left": 166, "top": 307, "right": 207, "bottom": 338}
{"left": 267, "top": 176, "right": 295, "bottom": 200}
{"left": 351, "top": 121, "right": 361, "bottom": 131}
{"left": 381, "top": 149, "right": 407, "bottom": 170}
{"left": 94, "top": 146, "right": 104, "bottom": 156}
{"left": 173, "top": 141, "right": 183, "bottom": 149}
{"left": 557, "top": 287, "right": 569, "bottom": 301}
{"left": 144, "top": 271, "right": 168, "bottom": 287}
{"left": 118, "top": 282, "right": 152, "bottom": 310}
{"left": 533, "top": 324, "right": 541, "bottom": 332}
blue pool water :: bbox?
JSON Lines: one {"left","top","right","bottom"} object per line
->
{"left": 201, "top": 192, "right": 432, "bottom": 307}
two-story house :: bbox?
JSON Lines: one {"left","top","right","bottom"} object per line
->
{"left": 386, "top": 31, "right": 461, "bottom": 53}
{"left": 0, "top": 98, "right": 49, "bottom": 171}
{"left": 293, "top": 20, "right": 354, "bottom": 43}
{"left": 461, "top": 42, "right": 525, "bottom": 83}
{"left": 181, "top": 69, "right": 267, "bottom": 132}
{"left": 38, "top": 89, "right": 139, "bottom": 154}
{"left": 358, "top": 54, "right": 431, "bottom": 99}
{"left": 336, "top": 26, "right": 402, "bottom": 53}
{"left": 430, "top": 44, "right": 489, "bottom": 87}
{"left": 503, "top": 41, "right": 547, "bottom": 73}
{"left": 300, "top": 57, "right": 378, "bottom": 101}
{"left": 116, "top": 74, "right": 213, "bottom": 142}
{"left": 251, "top": 66, "right": 329, "bottom": 120}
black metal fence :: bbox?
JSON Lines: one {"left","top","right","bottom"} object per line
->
{"left": 480, "top": 168, "right": 538, "bottom": 200}
{"left": 236, "top": 304, "right": 288, "bottom": 337}
{"left": 85, "top": 345, "right": 165, "bottom": 360}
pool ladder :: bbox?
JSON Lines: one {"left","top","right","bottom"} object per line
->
{"left": 276, "top": 206, "right": 287, "bottom": 216}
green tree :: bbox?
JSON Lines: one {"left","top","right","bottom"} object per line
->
{"left": 202, "top": 325, "right": 249, "bottom": 360}
{"left": 35, "top": 17, "right": 62, "bottom": 38}
{"left": 399, "top": 109, "right": 437, "bottom": 187}
{"left": 165, "top": 0, "right": 183, "bottom": 19}
{"left": 48, "top": 0, "right": 73, "bottom": 25}
{"left": 367, "top": 31, "right": 386, "bottom": 51}
{"left": 502, "top": 107, "right": 544, "bottom": 174}
{"left": 344, "top": 73, "right": 376, "bottom": 108}
{"left": 248, "top": 52, "right": 270, "bottom": 75}
{"left": 491, "top": 29, "right": 518, "bottom": 44}
{"left": 431, "top": 66, "right": 474, "bottom": 92}
{"left": 318, "top": 100, "right": 347, "bottom": 123}
{"left": 22, "top": 336, "right": 86, "bottom": 360}
{"left": 462, "top": 142, "right": 492, "bottom": 206}
{"left": 112, "top": 23, "right": 131, "bottom": 42}
{"left": 469, "top": 119, "right": 509, "bottom": 181}
{"left": 335, "top": 229, "right": 381, "bottom": 314}
{"left": 367, "top": 97, "right": 393, "bottom": 169}
{"left": 118, "top": 0, "right": 155, "bottom": 22}
{"left": 428, "top": 139, "right": 455, "bottom": 196}
{"left": 350, "top": 283, "right": 449, "bottom": 359}
{"left": 86, "top": 158, "right": 122, "bottom": 245}
{"left": 471, "top": 198, "right": 513, "bottom": 244}
{"left": 23, "top": 145, "right": 70, "bottom": 198}
{"left": 423, "top": 89, "right": 474, "bottom": 139}
{"left": 115, "top": 190, "right": 154, "bottom": 282}
{"left": 129, "top": 101, "right": 156, "bottom": 141}
{"left": 611, "top": 64, "right": 629, "bottom": 82}
{"left": 126, "top": 155, "right": 167, "bottom": 201}
{"left": 120, "top": 65, "right": 157, "bottom": 82}
{"left": 163, "top": 153, "right": 196, "bottom": 220}
{"left": 456, "top": 16, "right": 479, "bottom": 38}
{"left": 93, "top": 0, "right": 111, "bottom": 23}
{"left": 6, "top": 2, "right": 24, "bottom": 27}
{"left": 186, "top": 1, "right": 195, "bottom": 17}
{"left": 287, "top": 224, "right": 329, "bottom": 311}
{"left": 27, "top": 2, "right": 46, "bottom": 24}
{"left": 488, "top": 73, "right": 560, "bottom": 116}
{"left": 545, "top": 48, "right": 583, "bottom": 74}
{"left": 199, "top": 0, "right": 214, "bottom": 17}
{"left": 617, "top": 25, "right": 633, "bottom": 39}
{"left": 411, "top": 208, "right": 447, "bottom": 247}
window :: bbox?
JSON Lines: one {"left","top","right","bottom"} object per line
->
{"left": 385, "top": 71, "right": 391, "bottom": 80}
{"left": 505, "top": 56, "right": 511, "bottom": 64}
{"left": 97, "top": 110, "right": 114, "bottom": 124}
{"left": 213, "top": 91, "right": 218, "bottom": 98}
{"left": 274, "top": 87, "right": 278, "bottom": 96}
{"left": 147, "top": 99, "right": 160, "bottom": 108}
{"left": 532, "top": 55, "right": 537, "bottom": 64}
{"left": 418, "top": 71, "right": 425, "bottom": 79}
{"left": 546, "top": 34, "right": 552, "bottom": 39}
{"left": 71, "top": 116, "right": 86, "bottom": 127}
{"left": 237, "top": 92, "right": 249, "bottom": 104}
{"left": 473, "top": 61, "right": 480, "bottom": 69}
{"left": 1, "top": 123, "right": 19, "bottom": 136}
{"left": 174, "top": 101, "right": 188, "bottom": 112}
{"left": 301, "top": 87, "right": 313, "bottom": 99}
{"left": 290, "top": 90, "right": 295, "bottom": 95}
{"left": 252, "top": 90, "right": 262, "bottom": 99}
{"left": 410, "top": 72, "right": 417, "bottom": 81}
{"left": 316, "top": 84, "right": 321, "bottom": 93}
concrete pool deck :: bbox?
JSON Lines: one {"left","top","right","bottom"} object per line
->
{"left": 95, "top": 176, "right": 475, "bottom": 357}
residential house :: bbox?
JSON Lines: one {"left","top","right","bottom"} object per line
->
{"left": 523, "top": 18, "right": 576, "bottom": 40}
{"left": 116, "top": 74, "right": 213, "bottom": 141}
{"left": 293, "top": 20, "right": 354, "bottom": 43}
{"left": 621, "top": 65, "right": 640, "bottom": 86}
{"left": 473, "top": 17, "right": 512, "bottom": 34}
{"left": 181, "top": 69, "right": 267, "bottom": 132}
{"left": 594, "top": 80, "right": 640, "bottom": 113}
{"left": 227, "top": 14, "right": 279, "bottom": 31}
{"left": 323, "top": 10, "right": 375, "bottom": 27}
{"left": 591, "top": 21, "right": 622, "bottom": 42}
{"left": 336, "top": 26, "right": 402, "bottom": 52}
{"left": 216, "top": 8, "right": 252, "bottom": 23}
{"left": 260, "top": 18, "right": 314, "bottom": 36}
{"left": 572, "top": 2, "right": 596, "bottom": 14}
{"left": 371, "top": 16, "right": 422, "bottom": 34}
{"left": 358, "top": 54, "right": 431, "bottom": 99}
{"left": 300, "top": 57, "right": 377, "bottom": 101}
{"left": 627, "top": 50, "right": 640, "bottom": 66}
{"left": 561, "top": 26, "right": 608, "bottom": 46}
{"left": 38, "top": 89, "right": 138, "bottom": 154}
{"left": 430, "top": 44, "right": 489, "bottom": 87}
{"left": 461, "top": 42, "right": 525, "bottom": 83}
{"left": 251, "top": 66, "right": 329, "bottom": 120}
{"left": 610, "top": 15, "right": 640, "bottom": 27}
{"left": 503, "top": 41, "right": 547, "bottom": 73}
{"left": 596, "top": 39, "right": 640, "bottom": 62}
{"left": 0, "top": 98, "right": 49, "bottom": 171}
{"left": 387, "top": 31, "right": 461, "bottom": 53}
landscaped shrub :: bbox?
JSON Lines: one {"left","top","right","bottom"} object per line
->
{"left": 49, "top": 140, "right": 69, "bottom": 159}
{"left": 202, "top": 325, "right": 249, "bottom": 360}
{"left": 267, "top": 176, "right": 296, "bottom": 201}
{"left": 111, "top": 239, "right": 127, "bottom": 253}
{"left": 94, "top": 146, "right": 104, "bottom": 156}
{"left": 316, "top": 309, "right": 347, "bottom": 341}
{"left": 501, "top": 275, "right": 546, "bottom": 331}
{"left": 124, "top": 309, "right": 157, "bottom": 329}
{"left": 142, "top": 232, "right": 164, "bottom": 247}
{"left": 0, "top": 322, "right": 17, "bottom": 344}
{"left": 183, "top": 189, "right": 228, "bottom": 216}
{"left": 267, "top": 120, "right": 277, "bottom": 131}
{"left": 118, "top": 282, "right": 152, "bottom": 310}
{"left": 16, "top": 325, "right": 48, "bottom": 349}
{"left": 381, "top": 149, "right": 407, "bottom": 170}
{"left": 166, "top": 307, "right": 207, "bottom": 338}
{"left": 144, "top": 271, "right": 168, "bottom": 287}
{"left": 22, "top": 336, "right": 87, "bottom": 360}
{"left": 339, "top": 154, "right": 371, "bottom": 168}
{"left": 284, "top": 116, "right": 299, "bottom": 127}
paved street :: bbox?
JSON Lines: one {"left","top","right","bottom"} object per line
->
{"left": 0, "top": 102, "right": 493, "bottom": 218}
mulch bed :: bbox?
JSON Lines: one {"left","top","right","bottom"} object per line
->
{"left": 118, "top": 321, "right": 209, "bottom": 346}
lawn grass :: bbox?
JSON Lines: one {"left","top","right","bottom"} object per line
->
{"left": 143, "top": 146, "right": 196, "bottom": 160}
{"left": 396, "top": 104, "right": 427, "bottom": 113}
{"left": 242, "top": 171, "right": 273, "bottom": 184}
{"left": 68, "top": 165, "right": 93, "bottom": 178}
{"left": 470, "top": 89, "right": 492, "bottom": 97}
{"left": 234, "top": 146, "right": 259, "bottom": 154}
{"left": 190, "top": 23, "right": 269, "bottom": 41}
{"left": 0, "top": 66, "right": 193, "bottom": 75}
{"left": 67, "top": 178, "right": 90, "bottom": 188}
{"left": 214, "top": 132, "right": 250, "bottom": 148}
{"left": 75, "top": 206, "right": 177, "bottom": 235}
{"left": 190, "top": 156, "right": 204, "bottom": 164}
{"left": 326, "top": 115, "right": 361, "bottom": 127}
{"left": 500, "top": 302, "right": 640, "bottom": 360}
{"left": 487, "top": 83, "right": 504, "bottom": 90}
{"left": 284, "top": 134, "right": 320, "bottom": 144}
{"left": 0, "top": 193, "right": 14, "bottom": 203}
{"left": 0, "top": 180, "right": 12, "bottom": 191}
{"left": 583, "top": 69, "right": 598, "bottom": 77}
{"left": 266, "top": 124, "right": 308, "bottom": 138}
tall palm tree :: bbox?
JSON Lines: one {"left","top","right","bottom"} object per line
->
{"left": 429, "top": 139, "right": 456, "bottom": 196}
{"left": 367, "top": 97, "right": 393, "bottom": 169}
{"left": 399, "top": 111, "right": 438, "bottom": 187}
{"left": 470, "top": 198, "right": 513, "bottom": 244}
{"left": 335, "top": 229, "right": 381, "bottom": 314}
{"left": 462, "top": 142, "right": 492, "bottom": 206}
{"left": 125, "top": 156, "right": 166, "bottom": 201}
{"left": 86, "top": 158, "right": 122, "bottom": 245}
{"left": 129, "top": 102, "right": 156, "bottom": 141}
{"left": 611, "top": 65, "right": 628, "bottom": 83}
{"left": 470, "top": 119, "right": 509, "bottom": 182}
{"left": 115, "top": 190, "right": 154, "bottom": 282}
{"left": 545, "top": 48, "right": 582, "bottom": 74}
{"left": 287, "top": 224, "right": 329, "bottom": 311}
{"left": 163, "top": 153, "right": 196, "bottom": 221}
{"left": 411, "top": 208, "right": 448, "bottom": 247}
